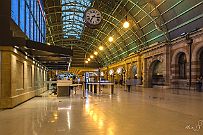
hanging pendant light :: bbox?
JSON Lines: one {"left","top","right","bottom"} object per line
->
{"left": 123, "top": 16, "right": 130, "bottom": 28}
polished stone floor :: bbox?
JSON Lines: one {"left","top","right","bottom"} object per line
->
{"left": 0, "top": 86, "right": 203, "bottom": 135}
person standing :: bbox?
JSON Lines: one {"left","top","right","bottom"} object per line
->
{"left": 119, "top": 78, "right": 123, "bottom": 86}
{"left": 196, "top": 77, "right": 202, "bottom": 92}
{"left": 126, "top": 77, "right": 131, "bottom": 92}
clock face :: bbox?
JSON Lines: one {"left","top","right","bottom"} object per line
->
{"left": 85, "top": 8, "right": 102, "bottom": 25}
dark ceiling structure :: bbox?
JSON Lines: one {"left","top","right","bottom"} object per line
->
{"left": 4, "top": 38, "right": 73, "bottom": 71}
{"left": 44, "top": 0, "right": 203, "bottom": 68}
{"left": 26, "top": 40, "right": 72, "bottom": 70}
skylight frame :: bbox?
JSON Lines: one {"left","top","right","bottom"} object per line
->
{"left": 62, "top": 0, "right": 92, "bottom": 39}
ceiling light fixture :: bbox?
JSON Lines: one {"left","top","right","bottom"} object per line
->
{"left": 99, "top": 46, "right": 104, "bottom": 51}
{"left": 123, "top": 16, "right": 129, "bottom": 28}
{"left": 108, "top": 36, "right": 113, "bottom": 42}
{"left": 94, "top": 51, "right": 98, "bottom": 55}
{"left": 123, "top": 21, "right": 130, "bottom": 28}
{"left": 88, "top": 58, "right": 91, "bottom": 61}
{"left": 90, "top": 55, "right": 94, "bottom": 59}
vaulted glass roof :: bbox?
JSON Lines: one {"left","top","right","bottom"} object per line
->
{"left": 45, "top": 0, "right": 203, "bottom": 68}
{"left": 61, "top": 0, "right": 92, "bottom": 39}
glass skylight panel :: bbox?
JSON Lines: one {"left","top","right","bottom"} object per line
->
{"left": 62, "top": 0, "right": 92, "bottom": 39}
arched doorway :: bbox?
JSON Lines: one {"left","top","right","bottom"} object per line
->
{"left": 149, "top": 60, "right": 164, "bottom": 87}
{"left": 178, "top": 53, "right": 187, "bottom": 79}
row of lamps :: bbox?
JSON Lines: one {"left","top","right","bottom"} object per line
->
{"left": 85, "top": 18, "right": 130, "bottom": 64}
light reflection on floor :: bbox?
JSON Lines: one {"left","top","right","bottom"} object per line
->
{"left": 0, "top": 86, "right": 203, "bottom": 135}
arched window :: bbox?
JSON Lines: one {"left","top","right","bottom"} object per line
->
{"left": 151, "top": 60, "right": 164, "bottom": 86}
{"left": 178, "top": 53, "right": 186, "bottom": 79}
{"left": 152, "top": 61, "right": 163, "bottom": 76}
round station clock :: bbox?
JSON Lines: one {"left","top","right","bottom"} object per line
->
{"left": 84, "top": 8, "right": 102, "bottom": 28}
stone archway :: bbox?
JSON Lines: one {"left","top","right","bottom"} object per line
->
{"left": 148, "top": 60, "right": 164, "bottom": 87}
{"left": 171, "top": 51, "right": 188, "bottom": 80}
{"left": 190, "top": 43, "right": 203, "bottom": 79}
{"left": 177, "top": 52, "right": 187, "bottom": 79}
{"left": 172, "top": 48, "right": 189, "bottom": 65}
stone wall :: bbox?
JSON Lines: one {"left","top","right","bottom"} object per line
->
{"left": 170, "top": 31, "right": 203, "bottom": 89}
{"left": 0, "top": 46, "right": 47, "bottom": 108}
{"left": 101, "top": 30, "right": 203, "bottom": 89}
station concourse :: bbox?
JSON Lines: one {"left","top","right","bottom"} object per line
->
{"left": 0, "top": 0, "right": 203, "bottom": 135}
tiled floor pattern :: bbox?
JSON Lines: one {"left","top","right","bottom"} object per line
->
{"left": 0, "top": 86, "right": 203, "bottom": 135}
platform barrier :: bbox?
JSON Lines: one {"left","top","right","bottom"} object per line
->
{"left": 86, "top": 82, "right": 115, "bottom": 95}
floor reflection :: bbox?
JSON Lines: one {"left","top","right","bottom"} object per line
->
{"left": 84, "top": 96, "right": 116, "bottom": 135}
{"left": 0, "top": 88, "right": 203, "bottom": 135}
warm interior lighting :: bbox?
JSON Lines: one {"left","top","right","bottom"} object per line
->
{"left": 88, "top": 58, "right": 91, "bottom": 61}
{"left": 90, "top": 55, "right": 94, "bottom": 59}
{"left": 94, "top": 51, "right": 98, "bottom": 55}
{"left": 85, "top": 61, "right": 88, "bottom": 64}
{"left": 123, "top": 21, "right": 130, "bottom": 28}
{"left": 108, "top": 36, "right": 113, "bottom": 42}
{"left": 99, "top": 46, "right": 104, "bottom": 50}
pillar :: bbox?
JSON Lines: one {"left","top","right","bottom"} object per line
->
{"left": 137, "top": 55, "right": 142, "bottom": 84}
{"left": 143, "top": 58, "right": 148, "bottom": 87}
{"left": 161, "top": 44, "right": 170, "bottom": 87}
{"left": 0, "top": 47, "right": 12, "bottom": 108}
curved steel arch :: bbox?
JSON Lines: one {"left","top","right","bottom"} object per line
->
{"left": 84, "top": 10, "right": 146, "bottom": 60}
{"left": 46, "top": 17, "right": 133, "bottom": 60}
{"left": 45, "top": 6, "right": 145, "bottom": 63}
{"left": 45, "top": 5, "right": 143, "bottom": 45}
{"left": 96, "top": 10, "right": 143, "bottom": 44}
{"left": 47, "top": 29, "right": 126, "bottom": 63}
{"left": 52, "top": 36, "right": 111, "bottom": 65}
{"left": 47, "top": 18, "right": 129, "bottom": 48}
{"left": 127, "top": 0, "right": 169, "bottom": 41}
{"left": 48, "top": 0, "right": 165, "bottom": 39}
{"left": 47, "top": 22, "right": 136, "bottom": 63}
{"left": 46, "top": 11, "right": 141, "bottom": 45}
{"left": 52, "top": 42, "right": 105, "bottom": 66}
{"left": 91, "top": 0, "right": 131, "bottom": 61}
{"left": 99, "top": 0, "right": 170, "bottom": 62}
{"left": 124, "top": 2, "right": 149, "bottom": 47}
{"left": 49, "top": 32, "right": 113, "bottom": 58}
{"left": 46, "top": 27, "right": 126, "bottom": 52}
{"left": 92, "top": 11, "right": 143, "bottom": 61}
{"left": 44, "top": 0, "right": 172, "bottom": 66}
{"left": 85, "top": 14, "right": 142, "bottom": 57}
